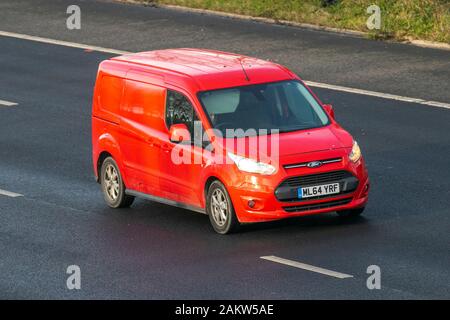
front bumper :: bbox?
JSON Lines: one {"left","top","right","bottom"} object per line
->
{"left": 227, "top": 154, "right": 369, "bottom": 223}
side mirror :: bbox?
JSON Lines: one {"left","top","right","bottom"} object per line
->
{"left": 169, "top": 123, "right": 190, "bottom": 143}
{"left": 323, "top": 104, "right": 335, "bottom": 120}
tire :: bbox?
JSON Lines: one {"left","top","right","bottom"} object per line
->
{"left": 100, "top": 157, "right": 135, "bottom": 208}
{"left": 206, "top": 180, "right": 240, "bottom": 234}
{"left": 337, "top": 207, "right": 365, "bottom": 219}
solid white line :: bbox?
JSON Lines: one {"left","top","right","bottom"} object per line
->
{"left": 0, "top": 188, "right": 23, "bottom": 198}
{"left": 0, "top": 99, "right": 18, "bottom": 107}
{"left": 304, "top": 81, "right": 450, "bottom": 109}
{"left": 0, "top": 30, "right": 130, "bottom": 55}
{"left": 1, "top": 30, "right": 449, "bottom": 110}
{"left": 261, "top": 255, "right": 353, "bottom": 279}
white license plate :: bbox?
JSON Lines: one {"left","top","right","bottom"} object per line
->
{"left": 298, "top": 183, "right": 340, "bottom": 199}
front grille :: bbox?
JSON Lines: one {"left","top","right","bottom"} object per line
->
{"left": 282, "top": 170, "right": 352, "bottom": 187}
{"left": 283, "top": 197, "right": 352, "bottom": 213}
{"left": 283, "top": 157, "right": 342, "bottom": 169}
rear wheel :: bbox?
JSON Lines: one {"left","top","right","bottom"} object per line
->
{"left": 100, "top": 157, "right": 134, "bottom": 208}
{"left": 337, "top": 207, "right": 365, "bottom": 219}
{"left": 206, "top": 180, "right": 240, "bottom": 234}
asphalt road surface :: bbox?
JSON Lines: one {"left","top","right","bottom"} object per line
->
{"left": 0, "top": 0, "right": 449, "bottom": 299}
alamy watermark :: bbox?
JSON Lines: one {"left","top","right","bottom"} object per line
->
{"left": 169, "top": 124, "right": 280, "bottom": 170}
{"left": 366, "top": 5, "right": 381, "bottom": 30}
{"left": 66, "top": 265, "right": 81, "bottom": 290}
{"left": 366, "top": 265, "right": 381, "bottom": 290}
{"left": 66, "top": 5, "right": 81, "bottom": 30}
{"left": 63, "top": 264, "right": 380, "bottom": 291}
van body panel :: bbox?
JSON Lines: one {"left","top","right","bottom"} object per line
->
{"left": 118, "top": 79, "right": 166, "bottom": 195}
{"left": 92, "top": 48, "right": 369, "bottom": 224}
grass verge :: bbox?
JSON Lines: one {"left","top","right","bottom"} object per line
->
{"left": 130, "top": 0, "right": 449, "bottom": 43}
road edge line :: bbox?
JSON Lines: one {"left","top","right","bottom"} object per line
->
{"left": 304, "top": 81, "right": 450, "bottom": 109}
{"left": 0, "top": 30, "right": 130, "bottom": 55}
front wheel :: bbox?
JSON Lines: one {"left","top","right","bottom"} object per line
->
{"left": 336, "top": 207, "right": 365, "bottom": 219}
{"left": 206, "top": 180, "right": 240, "bottom": 234}
{"left": 100, "top": 157, "right": 135, "bottom": 208}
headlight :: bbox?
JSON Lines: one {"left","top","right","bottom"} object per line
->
{"left": 349, "top": 141, "right": 362, "bottom": 163}
{"left": 227, "top": 152, "right": 276, "bottom": 175}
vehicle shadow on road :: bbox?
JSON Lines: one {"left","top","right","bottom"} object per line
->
{"left": 100, "top": 198, "right": 369, "bottom": 236}
{"left": 241, "top": 214, "right": 368, "bottom": 234}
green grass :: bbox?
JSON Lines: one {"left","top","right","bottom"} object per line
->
{"left": 140, "top": 0, "right": 450, "bottom": 43}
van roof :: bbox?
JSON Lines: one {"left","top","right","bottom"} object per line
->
{"left": 111, "top": 48, "right": 296, "bottom": 91}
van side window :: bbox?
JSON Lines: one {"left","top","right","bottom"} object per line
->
{"left": 166, "top": 90, "right": 203, "bottom": 142}
{"left": 166, "top": 90, "right": 195, "bottom": 128}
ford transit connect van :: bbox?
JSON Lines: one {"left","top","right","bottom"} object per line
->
{"left": 92, "top": 49, "right": 369, "bottom": 234}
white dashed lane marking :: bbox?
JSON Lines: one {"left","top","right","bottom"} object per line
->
{"left": 0, "top": 99, "right": 18, "bottom": 107}
{"left": 261, "top": 255, "right": 354, "bottom": 279}
{"left": 0, "top": 188, "right": 24, "bottom": 198}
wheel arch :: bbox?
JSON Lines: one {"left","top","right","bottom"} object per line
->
{"left": 96, "top": 151, "right": 112, "bottom": 183}
{"left": 203, "top": 175, "right": 227, "bottom": 206}
{"left": 94, "top": 133, "right": 127, "bottom": 185}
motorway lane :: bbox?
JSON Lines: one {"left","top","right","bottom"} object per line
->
{"left": 0, "top": 0, "right": 449, "bottom": 103}
{"left": 1, "top": 36, "right": 450, "bottom": 299}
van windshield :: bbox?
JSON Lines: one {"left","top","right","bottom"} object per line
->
{"left": 198, "top": 80, "right": 329, "bottom": 137}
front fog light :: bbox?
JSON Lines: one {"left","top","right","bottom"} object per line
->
{"left": 349, "top": 141, "right": 362, "bottom": 163}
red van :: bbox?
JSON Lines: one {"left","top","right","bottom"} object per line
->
{"left": 92, "top": 49, "right": 369, "bottom": 234}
